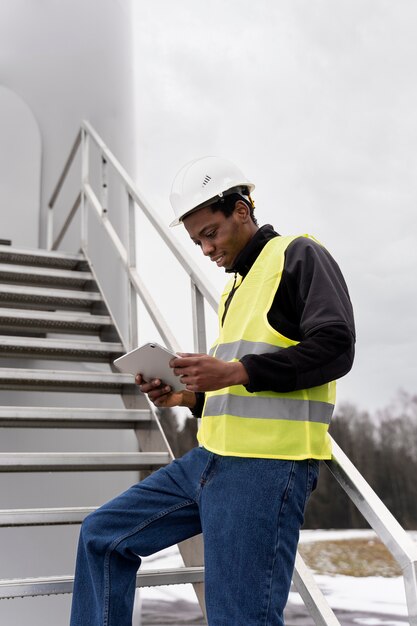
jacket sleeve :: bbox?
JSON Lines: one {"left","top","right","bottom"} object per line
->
{"left": 190, "top": 392, "right": 206, "bottom": 418}
{"left": 240, "top": 236, "right": 356, "bottom": 393}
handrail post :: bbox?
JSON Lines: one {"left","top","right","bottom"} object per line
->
{"left": 81, "top": 128, "right": 90, "bottom": 250}
{"left": 191, "top": 281, "right": 207, "bottom": 353}
{"left": 326, "top": 438, "right": 417, "bottom": 625}
{"left": 46, "top": 206, "right": 53, "bottom": 251}
{"left": 101, "top": 154, "right": 108, "bottom": 215}
{"left": 403, "top": 561, "right": 417, "bottom": 625}
{"left": 127, "top": 192, "right": 138, "bottom": 350}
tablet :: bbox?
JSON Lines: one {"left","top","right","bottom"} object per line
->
{"left": 113, "top": 342, "right": 187, "bottom": 391}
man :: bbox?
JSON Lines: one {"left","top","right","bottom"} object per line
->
{"left": 70, "top": 156, "right": 355, "bottom": 626}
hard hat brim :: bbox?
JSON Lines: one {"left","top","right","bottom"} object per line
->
{"left": 169, "top": 198, "right": 219, "bottom": 227}
{"left": 169, "top": 216, "right": 182, "bottom": 227}
{"left": 169, "top": 186, "right": 255, "bottom": 228}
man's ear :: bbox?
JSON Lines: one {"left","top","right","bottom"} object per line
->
{"left": 234, "top": 200, "right": 250, "bottom": 222}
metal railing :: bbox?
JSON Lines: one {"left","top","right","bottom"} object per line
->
{"left": 326, "top": 441, "right": 417, "bottom": 624}
{"left": 48, "top": 121, "right": 417, "bottom": 626}
{"left": 48, "top": 121, "right": 217, "bottom": 354}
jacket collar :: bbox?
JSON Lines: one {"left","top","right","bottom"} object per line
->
{"left": 228, "top": 224, "right": 279, "bottom": 277}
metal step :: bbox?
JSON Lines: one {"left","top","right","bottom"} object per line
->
{"left": 0, "top": 284, "right": 102, "bottom": 311}
{"left": 0, "top": 368, "right": 135, "bottom": 393}
{"left": 0, "top": 336, "right": 124, "bottom": 361}
{"left": 0, "top": 506, "right": 96, "bottom": 527}
{"left": 0, "top": 406, "right": 150, "bottom": 429}
{"left": 0, "top": 263, "right": 93, "bottom": 289}
{"left": 0, "top": 452, "right": 170, "bottom": 472}
{"left": 0, "top": 245, "right": 87, "bottom": 270}
{"left": 0, "top": 308, "right": 113, "bottom": 335}
{"left": 0, "top": 567, "right": 205, "bottom": 599}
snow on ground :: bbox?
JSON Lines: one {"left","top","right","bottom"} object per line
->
{"left": 295, "top": 529, "right": 417, "bottom": 618}
{"left": 288, "top": 574, "right": 407, "bottom": 618}
{"left": 139, "top": 530, "right": 417, "bottom": 620}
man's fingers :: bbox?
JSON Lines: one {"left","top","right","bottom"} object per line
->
{"left": 170, "top": 354, "right": 205, "bottom": 368}
{"left": 134, "top": 375, "right": 171, "bottom": 395}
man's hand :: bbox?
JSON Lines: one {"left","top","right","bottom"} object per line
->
{"left": 170, "top": 353, "right": 249, "bottom": 392}
{"left": 135, "top": 374, "right": 197, "bottom": 409}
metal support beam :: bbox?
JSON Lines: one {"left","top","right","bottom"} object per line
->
{"left": 293, "top": 553, "right": 341, "bottom": 626}
{"left": 191, "top": 281, "right": 207, "bottom": 354}
{"left": 47, "top": 129, "right": 82, "bottom": 251}
{"left": 81, "top": 129, "right": 90, "bottom": 249}
{"left": 52, "top": 192, "right": 82, "bottom": 252}
{"left": 127, "top": 192, "right": 138, "bottom": 350}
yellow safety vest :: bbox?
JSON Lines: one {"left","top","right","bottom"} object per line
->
{"left": 198, "top": 235, "right": 335, "bottom": 460}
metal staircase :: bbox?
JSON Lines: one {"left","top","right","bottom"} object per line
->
{"left": 0, "top": 121, "right": 416, "bottom": 625}
{"left": 0, "top": 245, "right": 204, "bottom": 623}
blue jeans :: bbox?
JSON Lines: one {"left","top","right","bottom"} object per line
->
{"left": 70, "top": 447, "right": 319, "bottom": 626}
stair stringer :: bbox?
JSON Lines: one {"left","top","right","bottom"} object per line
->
{"left": 121, "top": 387, "right": 207, "bottom": 619}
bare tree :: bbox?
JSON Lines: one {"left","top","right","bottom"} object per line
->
{"left": 305, "top": 392, "right": 417, "bottom": 529}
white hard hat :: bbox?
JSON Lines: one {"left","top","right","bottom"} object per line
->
{"left": 169, "top": 156, "right": 255, "bottom": 227}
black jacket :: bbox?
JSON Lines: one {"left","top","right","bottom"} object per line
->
{"left": 192, "top": 225, "right": 355, "bottom": 417}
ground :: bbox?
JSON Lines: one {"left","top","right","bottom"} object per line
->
{"left": 138, "top": 530, "right": 416, "bottom": 625}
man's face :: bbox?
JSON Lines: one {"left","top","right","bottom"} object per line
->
{"left": 183, "top": 204, "right": 249, "bottom": 271}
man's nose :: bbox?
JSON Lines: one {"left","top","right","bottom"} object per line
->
{"left": 201, "top": 241, "right": 215, "bottom": 256}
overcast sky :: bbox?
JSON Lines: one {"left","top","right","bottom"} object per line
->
{"left": 131, "top": 0, "right": 417, "bottom": 414}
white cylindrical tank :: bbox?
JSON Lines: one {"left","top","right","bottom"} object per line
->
{"left": 0, "top": 0, "right": 136, "bottom": 248}
{"left": 0, "top": 3, "right": 139, "bottom": 626}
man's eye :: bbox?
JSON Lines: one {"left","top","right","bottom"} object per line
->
{"left": 206, "top": 231, "right": 216, "bottom": 239}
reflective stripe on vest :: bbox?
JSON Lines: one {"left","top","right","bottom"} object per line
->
{"left": 209, "top": 339, "right": 282, "bottom": 361}
{"left": 204, "top": 393, "right": 333, "bottom": 424}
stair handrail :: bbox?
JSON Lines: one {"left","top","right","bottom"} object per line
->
{"left": 47, "top": 122, "right": 417, "bottom": 625}
{"left": 48, "top": 121, "right": 218, "bottom": 353}
{"left": 325, "top": 441, "right": 417, "bottom": 623}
